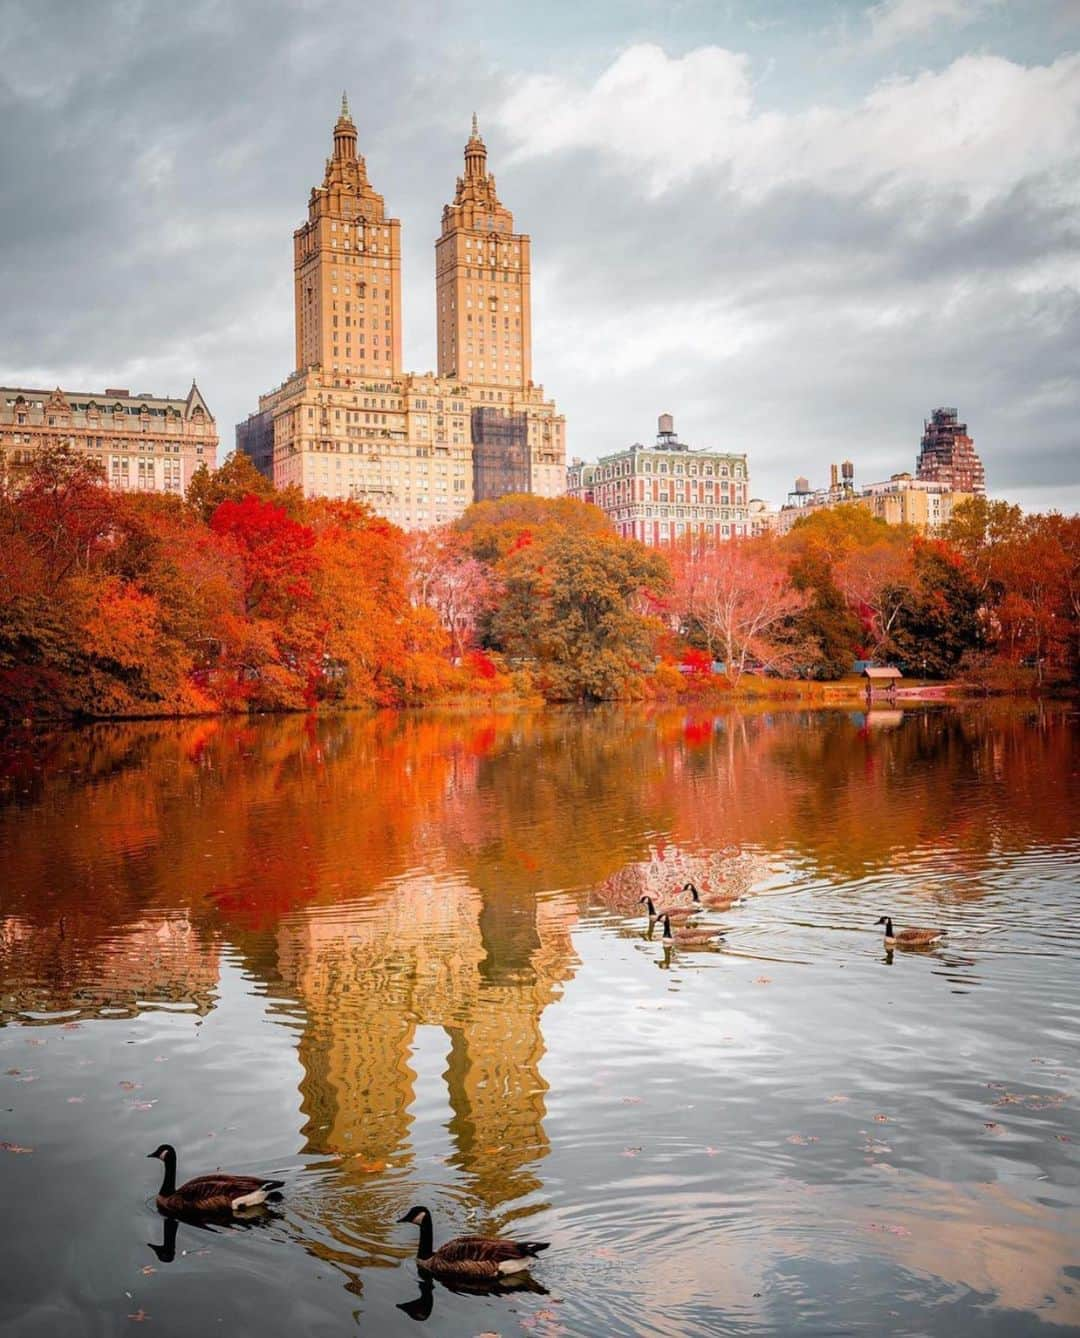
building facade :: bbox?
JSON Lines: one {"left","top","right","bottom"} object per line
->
{"left": 1, "top": 382, "right": 217, "bottom": 493}
{"left": 916, "top": 407, "right": 985, "bottom": 495}
{"left": 769, "top": 467, "right": 973, "bottom": 536}
{"left": 566, "top": 414, "right": 750, "bottom": 545}
{"left": 238, "top": 101, "right": 565, "bottom": 528}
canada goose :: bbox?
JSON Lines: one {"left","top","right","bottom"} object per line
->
{"left": 684, "top": 880, "right": 744, "bottom": 910}
{"left": 876, "top": 916, "right": 945, "bottom": 949}
{"left": 397, "top": 1205, "right": 549, "bottom": 1279}
{"left": 660, "top": 913, "right": 724, "bottom": 948}
{"left": 148, "top": 1144, "right": 284, "bottom": 1215}
{"left": 639, "top": 894, "right": 696, "bottom": 921}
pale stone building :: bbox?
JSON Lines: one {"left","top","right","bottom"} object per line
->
{"left": 768, "top": 470, "right": 973, "bottom": 536}
{"left": 0, "top": 382, "right": 216, "bottom": 493}
{"left": 238, "top": 98, "right": 565, "bottom": 527}
{"left": 566, "top": 414, "right": 750, "bottom": 545}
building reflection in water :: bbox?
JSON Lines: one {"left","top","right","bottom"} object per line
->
{"left": 274, "top": 870, "right": 578, "bottom": 1210}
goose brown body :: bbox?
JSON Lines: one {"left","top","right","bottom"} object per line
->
{"left": 639, "top": 895, "right": 696, "bottom": 921}
{"left": 659, "top": 913, "right": 724, "bottom": 947}
{"left": 684, "top": 881, "right": 743, "bottom": 911}
{"left": 876, "top": 916, "right": 945, "bottom": 948}
{"left": 149, "top": 1144, "right": 284, "bottom": 1215}
{"left": 398, "top": 1205, "right": 549, "bottom": 1279}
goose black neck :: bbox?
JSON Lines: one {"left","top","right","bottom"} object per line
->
{"left": 644, "top": 897, "right": 657, "bottom": 916}
{"left": 159, "top": 1149, "right": 177, "bottom": 1197}
{"left": 416, "top": 1214, "right": 434, "bottom": 1260}
{"left": 883, "top": 918, "right": 894, "bottom": 936}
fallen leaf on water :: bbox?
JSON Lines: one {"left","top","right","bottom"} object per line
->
{"left": 0, "top": 1142, "right": 33, "bottom": 1154}
{"left": 983, "top": 1122, "right": 1004, "bottom": 1135}
{"left": 786, "top": 1134, "right": 819, "bottom": 1146}
{"left": 534, "top": 1311, "right": 559, "bottom": 1322}
{"left": 621, "top": 1146, "right": 642, "bottom": 1157}
{"left": 132, "top": 1101, "right": 157, "bottom": 1112}
{"left": 140, "top": 1266, "right": 156, "bottom": 1276}
{"left": 352, "top": 1158, "right": 386, "bottom": 1173}
{"left": 827, "top": 1095, "right": 849, "bottom": 1104}
{"left": 873, "top": 1114, "right": 889, "bottom": 1124}
{"left": 127, "top": 1309, "right": 149, "bottom": 1322}
{"left": 867, "top": 1222, "right": 911, "bottom": 1237}
{"left": 621, "top": 1097, "right": 642, "bottom": 1105}
{"left": 754, "top": 976, "right": 772, "bottom": 985}
{"left": 62, "top": 1022, "right": 81, "bottom": 1031}
{"left": 67, "top": 1096, "right": 85, "bottom": 1104}
{"left": 118, "top": 1082, "right": 141, "bottom": 1092}
{"left": 4, "top": 1069, "right": 20, "bottom": 1076}
{"left": 1056, "top": 1134, "right": 1072, "bottom": 1143}
{"left": 704, "top": 1146, "right": 721, "bottom": 1156}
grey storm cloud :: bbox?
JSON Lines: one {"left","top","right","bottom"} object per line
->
{"left": 1, "top": 0, "right": 1078, "bottom": 512}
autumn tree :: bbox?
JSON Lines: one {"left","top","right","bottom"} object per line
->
{"left": 885, "top": 539, "right": 982, "bottom": 677}
{"left": 458, "top": 493, "right": 612, "bottom": 564}
{"left": 488, "top": 527, "right": 668, "bottom": 700}
{"left": 307, "top": 499, "right": 450, "bottom": 705}
{"left": 671, "top": 537, "right": 811, "bottom": 683}
{"left": 408, "top": 527, "right": 493, "bottom": 659}
{"left": 187, "top": 451, "right": 302, "bottom": 524}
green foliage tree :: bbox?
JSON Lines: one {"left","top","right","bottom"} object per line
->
{"left": 489, "top": 528, "right": 668, "bottom": 700}
{"left": 884, "top": 539, "right": 982, "bottom": 677}
{"left": 788, "top": 551, "right": 862, "bottom": 678}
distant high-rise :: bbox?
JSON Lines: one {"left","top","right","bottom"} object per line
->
{"left": 916, "top": 407, "right": 985, "bottom": 495}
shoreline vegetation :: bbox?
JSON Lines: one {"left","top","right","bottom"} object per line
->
{"left": 1, "top": 448, "right": 1076, "bottom": 724}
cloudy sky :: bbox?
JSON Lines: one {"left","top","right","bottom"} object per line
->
{"left": 2, "top": 0, "right": 1077, "bottom": 510}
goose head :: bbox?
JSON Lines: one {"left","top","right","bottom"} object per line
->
{"left": 875, "top": 916, "right": 893, "bottom": 932}
{"left": 147, "top": 1144, "right": 176, "bottom": 1162}
{"left": 397, "top": 1205, "right": 431, "bottom": 1226}
{"left": 682, "top": 881, "right": 701, "bottom": 903}
{"left": 639, "top": 895, "right": 657, "bottom": 916}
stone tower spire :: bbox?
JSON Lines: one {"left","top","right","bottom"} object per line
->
{"left": 332, "top": 91, "right": 358, "bottom": 162}
{"left": 464, "top": 112, "right": 488, "bottom": 183}
{"left": 435, "top": 111, "right": 533, "bottom": 390}
{"left": 292, "top": 95, "right": 403, "bottom": 377}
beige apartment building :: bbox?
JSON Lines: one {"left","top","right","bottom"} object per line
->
{"left": 238, "top": 98, "right": 565, "bottom": 528}
{"left": 566, "top": 414, "right": 751, "bottom": 545}
{"left": 770, "top": 469, "right": 973, "bottom": 536}
{"left": 0, "top": 382, "right": 217, "bottom": 493}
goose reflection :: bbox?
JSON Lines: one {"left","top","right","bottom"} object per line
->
{"left": 147, "top": 1206, "right": 282, "bottom": 1264}
{"left": 396, "top": 1270, "right": 548, "bottom": 1323}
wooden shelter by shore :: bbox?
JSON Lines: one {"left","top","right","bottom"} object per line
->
{"left": 863, "top": 665, "right": 903, "bottom": 702}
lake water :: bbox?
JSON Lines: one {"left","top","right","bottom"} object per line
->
{"left": 1, "top": 705, "right": 1078, "bottom": 1337}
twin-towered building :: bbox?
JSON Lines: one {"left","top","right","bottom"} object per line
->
{"left": 237, "top": 98, "right": 565, "bottom": 528}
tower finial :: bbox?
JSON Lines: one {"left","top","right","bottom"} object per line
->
{"left": 341, "top": 90, "right": 351, "bottom": 121}
{"left": 471, "top": 111, "right": 479, "bottom": 138}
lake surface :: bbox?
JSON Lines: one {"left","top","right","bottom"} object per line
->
{"left": 1, "top": 705, "right": 1078, "bottom": 1337}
